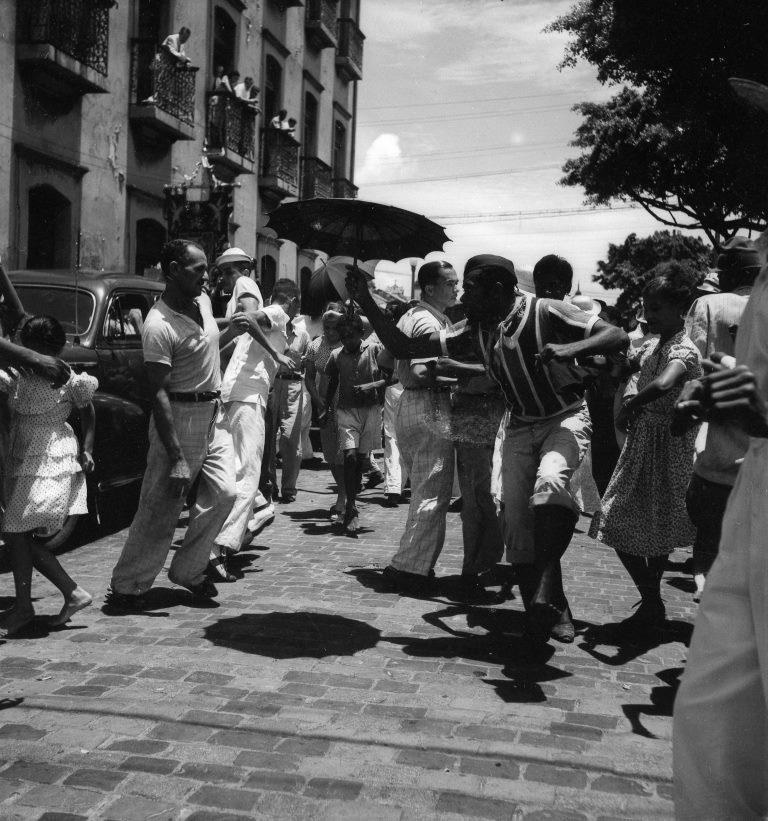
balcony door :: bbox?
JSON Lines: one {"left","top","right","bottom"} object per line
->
{"left": 264, "top": 56, "right": 283, "bottom": 121}
{"left": 303, "top": 92, "right": 318, "bottom": 156}
{"left": 213, "top": 6, "right": 237, "bottom": 78}
{"left": 136, "top": 0, "right": 168, "bottom": 40}
{"left": 333, "top": 120, "right": 347, "bottom": 180}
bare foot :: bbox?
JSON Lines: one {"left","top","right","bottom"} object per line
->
{"left": 50, "top": 587, "right": 92, "bottom": 627}
{"left": 0, "top": 608, "right": 35, "bottom": 636}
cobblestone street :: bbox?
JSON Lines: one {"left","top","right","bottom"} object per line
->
{"left": 0, "top": 461, "right": 694, "bottom": 820}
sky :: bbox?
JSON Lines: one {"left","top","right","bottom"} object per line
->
{"left": 355, "top": 0, "right": 671, "bottom": 302}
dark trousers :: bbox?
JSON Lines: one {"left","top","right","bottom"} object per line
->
{"left": 685, "top": 473, "right": 733, "bottom": 576}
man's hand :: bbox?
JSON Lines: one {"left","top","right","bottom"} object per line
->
{"left": 79, "top": 451, "right": 95, "bottom": 474}
{"left": 539, "top": 342, "right": 579, "bottom": 365}
{"left": 231, "top": 310, "right": 257, "bottom": 336}
{"left": 31, "top": 354, "right": 70, "bottom": 388}
{"left": 276, "top": 353, "right": 297, "bottom": 372}
{"left": 671, "top": 379, "right": 706, "bottom": 435}
{"left": 168, "top": 454, "right": 191, "bottom": 499}
{"left": 344, "top": 266, "right": 372, "bottom": 305}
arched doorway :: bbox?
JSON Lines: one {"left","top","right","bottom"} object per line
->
{"left": 27, "top": 185, "right": 72, "bottom": 269}
{"left": 135, "top": 218, "right": 166, "bottom": 275}
{"left": 213, "top": 6, "right": 237, "bottom": 76}
{"left": 264, "top": 55, "right": 283, "bottom": 120}
{"left": 260, "top": 255, "right": 277, "bottom": 302}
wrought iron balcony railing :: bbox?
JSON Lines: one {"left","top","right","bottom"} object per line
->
{"left": 301, "top": 156, "right": 333, "bottom": 199}
{"left": 17, "top": 0, "right": 113, "bottom": 75}
{"left": 335, "top": 18, "right": 364, "bottom": 82}
{"left": 260, "top": 129, "right": 301, "bottom": 199}
{"left": 130, "top": 39, "right": 197, "bottom": 128}
{"left": 207, "top": 93, "right": 258, "bottom": 164}
{"left": 305, "top": 0, "right": 338, "bottom": 50}
{"left": 332, "top": 177, "right": 358, "bottom": 199}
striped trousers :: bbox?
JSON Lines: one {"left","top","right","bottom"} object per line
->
{"left": 110, "top": 402, "right": 236, "bottom": 595}
{"left": 389, "top": 391, "right": 454, "bottom": 576}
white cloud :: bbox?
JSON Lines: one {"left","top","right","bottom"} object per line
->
{"left": 356, "top": 132, "right": 417, "bottom": 185}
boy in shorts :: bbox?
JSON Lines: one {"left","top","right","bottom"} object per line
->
{"left": 322, "top": 311, "right": 384, "bottom": 534}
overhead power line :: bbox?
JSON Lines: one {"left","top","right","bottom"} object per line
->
{"left": 360, "top": 89, "right": 595, "bottom": 112}
{"left": 360, "top": 163, "right": 562, "bottom": 186}
{"left": 358, "top": 102, "right": 576, "bottom": 128}
{"left": 428, "top": 205, "right": 640, "bottom": 223}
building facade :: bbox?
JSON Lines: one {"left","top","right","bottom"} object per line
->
{"left": 0, "top": 0, "right": 363, "bottom": 300}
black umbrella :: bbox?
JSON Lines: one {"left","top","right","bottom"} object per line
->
{"left": 264, "top": 198, "right": 450, "bottom": 263}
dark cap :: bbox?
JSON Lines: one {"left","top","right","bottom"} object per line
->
{"left": 716, "top": 236, "right": 761, "bottom": 273}
{"left": 464, "top": 254, "right": 517, "bottom": 285}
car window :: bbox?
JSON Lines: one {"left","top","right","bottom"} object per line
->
{"left": 104, "top": 293, "right": 150, "bottom": 341}
{"left": 14, "top": 286, "right": 95, "bottom": 337}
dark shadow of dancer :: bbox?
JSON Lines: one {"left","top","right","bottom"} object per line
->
{"left": 392, "top": 604, "right": 571, "bottom": 704}
{"left": 579, "top": 619, "right": 693, "bottom": 666}
{"left": 101, "top": 586, "right": 219, "bottom": 618}
{"left": 204, "top": 611, "right": 381, "bottom": 658}
{"left": 345, "top": 567, "right": 448, "bottom": 604}
{"left": 621, "top": 667, "right": 683, "bottom": 739}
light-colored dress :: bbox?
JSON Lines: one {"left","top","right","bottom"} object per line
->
{"left": 595, "top": 330, "right": 701, "bottom": 556}
{"left": 1, "top": 370, "right": 98, "bottom": 534}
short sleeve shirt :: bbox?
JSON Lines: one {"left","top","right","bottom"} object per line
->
{"left": 276, "top": 322, "right": 311, "bottom": 376}
{"left": 221, "top": 304, "right": 289, "bottom": 405}
{"left": 441, "top": 294, "right": 600, "bottom": 420}
{"left": 225, "top": 276, "right": 263, "bottom": 318}
{"left": 142, "top": 294, "right": 221, "bottom": 393}
{"left": 325, "top": 338, "right": 384, "bottom": 409}
{"left": 395, "top": 302, "right": 450, "bottom": 388}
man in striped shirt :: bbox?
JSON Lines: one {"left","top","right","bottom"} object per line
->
{"left": 347, "top": 255, "right": 627, "bottom": 641}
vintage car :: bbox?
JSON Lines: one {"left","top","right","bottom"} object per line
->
{"left": 6, "top": 269, "right": 166, "bottom": 547}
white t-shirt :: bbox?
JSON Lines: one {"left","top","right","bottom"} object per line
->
{"left": 142, "top": 294, "right": 221, "bottom": 393}
{"left": 221, "top": 304, "right": 289, "bottom": 405}
{"left": 225, "top": 275, "right": 263, "bottom": 318}
{"left": 162, "top": 34, "right": 186, "bottom": 60}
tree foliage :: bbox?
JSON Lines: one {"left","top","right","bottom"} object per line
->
{"left": 550, "top": 1, "right": 768, "bottom": 247}
{"left": 594, "top": 230, "right": 712, "bottom": 326}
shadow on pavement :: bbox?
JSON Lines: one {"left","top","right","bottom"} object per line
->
{"left": 578, "top": 619, "right": 693, "bottom": 666}
{"left": 101, "top": 586, "right": 221, "bottom": 617}
{"left": 204, "top": 611, "right": 381, "bottom": 658}
{"left": 621, "top": 666, "right": 683, "bottom": 739}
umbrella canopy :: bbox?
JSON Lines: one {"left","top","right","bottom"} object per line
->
{"left": 264, "top": 198, "right": 450, "bottom": 262}
{"left": 305, "top": 256, "right": 378, "bottom": 315}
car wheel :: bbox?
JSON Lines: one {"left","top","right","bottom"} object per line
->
{"left": 34, "top": 515, "right": 81, "bottom": 551}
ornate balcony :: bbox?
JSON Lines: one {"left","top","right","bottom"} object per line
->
{"left": 259, "top": 129, "right": 301, "bottom": 201}
{"left": 129, "top": 40, "right": 197, "bottom": 142}
{"left": 301, "top": 156, "right": 333, "bottom": 199}
{"left": 206, "top": 93, "right": 258, "bottom": 175}
{"left": 332, "top": 177, "right": 358, "bottom": 199}
{"left": 305, "top": 0, "right": 338, "bottom": 51}
{"left": 335, "top": 18, "right": 364, "bottom": 82}
{"left": 16, "top": 0, "right": 114, "bottom": 95}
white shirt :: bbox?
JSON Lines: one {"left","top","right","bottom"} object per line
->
{"left": 142, "top": 293, "right": 220, "bottom": 393}
{"left": 225, "top": 275, "right": 263, "bottom": 318}
{"left": 395, "top": 301, "right": 449, "bottom": 388}
{"left": 221, "top": 305, "right": 289, "bottom": 406}
{"left": 162, "top": 34, "right": 187, "bottom": 60}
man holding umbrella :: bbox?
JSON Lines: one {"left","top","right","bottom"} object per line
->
{"left": 346, "top": 256, "right": 627, "bottom": 639}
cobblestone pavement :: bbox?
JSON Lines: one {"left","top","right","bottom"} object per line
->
{"left": 0, "top": 459, "right": 695, "bottom": 820}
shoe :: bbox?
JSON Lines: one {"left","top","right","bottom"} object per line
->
{"left": 381, "top": 565, "right": 434, "bottom": 595}
{"left": 207, "top": 554, "right": 236, "bottom": 583}
{"left": 383, "top": 493, "right": 401, "bottom": 507}
{"left": 526, "top": 601, "right": 563, "bottom": 643}
{"left": 104, "top": 587, "right": 147, "bottom": 611}
{"left": 448, "top": 496, "right": 463, "bottom": 513}
{"left": 178, "top": 578, "right": 218, "bottom": 600}
{"left": 366, "top": 471, "right": 384, "bottom": 489}
{"left": 550, "top": 606, "right": 575, "bottom": 643}
{"left": 614, "top": 598, "right": 666, "bottom": 636}
{"left": 247, "top": 503, "right": 275, "bottom": 538}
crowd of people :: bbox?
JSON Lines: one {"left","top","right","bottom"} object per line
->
{"left": 0, "top": 228, "right": 767, "bottom": 814}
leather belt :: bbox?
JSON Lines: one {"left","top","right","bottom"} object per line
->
{"left": 403, "top": 385, "right": 452, "bottom": 393}
{"left": 276, "top": 373, "right": 302, "bottom": 381}
{"left": 167, "top": 390, "right": 221, "bottom": 402}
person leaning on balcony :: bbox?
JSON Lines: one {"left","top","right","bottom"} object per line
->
{"left": 270, "top": 109, "right": 288, "bottom": 129}
{"left": 212, "top": 65, "right": 233, "bottom": 94}
{"left": 163, "top": 27, "right": 191, "bottom": 64}
{"left": 235, "top": 77, "right": 261, "bottom": 112}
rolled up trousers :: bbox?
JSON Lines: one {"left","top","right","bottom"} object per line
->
{"left": 111, "top": 401, "right": 236, "bottom": 595}
{"left": 501, "top": 404, "right": 591, "bottom": 564}
{"left": 215, "top": 400, "right": 267, "bottom": 553}
{"left": 390, "top": 391, "right": 454, "bottom": 576}
{"left": 673, "top": 440, "right": 768, "bottom": 819}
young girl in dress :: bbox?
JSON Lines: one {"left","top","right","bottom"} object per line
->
{"left": 0, "top": 315, "right": 98, "bottom": 636}
{"left": 594, "top": 264, "right": 702, "bottom": 633}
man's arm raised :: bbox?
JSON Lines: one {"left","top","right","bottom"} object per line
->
{"left": 345, "top": 268, "right": 444, "bottom": 359}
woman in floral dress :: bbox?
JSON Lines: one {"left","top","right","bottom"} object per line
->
{"left": 595, "top": 265, "right": 702, "bottom": 633}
